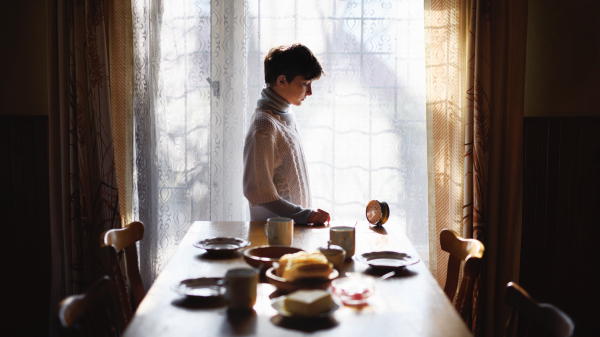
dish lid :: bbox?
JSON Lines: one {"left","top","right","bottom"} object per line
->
{"left": 317, "top": 240, "right": 345, "bottom": 255}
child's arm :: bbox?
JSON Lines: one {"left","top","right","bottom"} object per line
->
{"left": 259, "top": 199, "right": 312, "bottom": 224}
{"left": 260, "top": 199, "right": 330, "bottom": 226}
{"left": 243, "top": 130, "right": 279, "bottom": 206}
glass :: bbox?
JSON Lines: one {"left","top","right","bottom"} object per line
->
{"left": 331, "top": 275, "right": 375, "bottom": 306}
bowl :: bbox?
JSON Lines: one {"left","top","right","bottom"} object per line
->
{"left": 242, "top": 246, "right": 304, "bottom": 270}
{"left": 317, "top": 247, "right": 346, "bottom": 270}
{"left": 331, "top": 275, "right": 375, "bottom": 306}
{"left": 265, "top": 266, "right": 339, "bottom": 292}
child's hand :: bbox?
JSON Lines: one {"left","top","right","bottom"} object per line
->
{"left": 307, "top": 209, "right": 330, "bottom": 226}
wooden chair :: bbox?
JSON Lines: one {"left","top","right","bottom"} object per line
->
{"left": 58, "top": 276, "right": 121, "bottom": 336}
{"left": 440, "top": 229, "right": 485, "bottom": 321}
{"left": 504, "top": 282, "right": 574, "bottom": 337}
{"left": 102, "top": 221, "right": 145, "bottom": 309}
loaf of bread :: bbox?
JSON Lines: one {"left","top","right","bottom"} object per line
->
{"left": 277, "top": 251, "right": 333, "bottom": 281}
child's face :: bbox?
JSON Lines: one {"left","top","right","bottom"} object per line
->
{"left": 275, "top": 75, "right": 313, "bottom": 106}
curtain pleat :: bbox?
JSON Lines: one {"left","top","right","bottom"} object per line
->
{"left": 48, "top": 0, "right": 122, "bottom": 335}
{"left": 48, "top": 2, "right": 71, "bottom": 336}
{"left": 484, "top": 1, "right": 527, "bottom": 335}
{"left": 108, "top": 0, "right": 134, "bottom": 227}
{"left": 424, "top": 0, "right": 468, "bottom": 287}
{"left": 464, "top": 0, "right": 492, "bottom": 333}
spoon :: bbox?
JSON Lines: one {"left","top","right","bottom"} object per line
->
{"left": 344, "top": 271, "right": 395, "bottom": 280}
{"left": 377, "top": 271, "right": 395, "bottom": 281}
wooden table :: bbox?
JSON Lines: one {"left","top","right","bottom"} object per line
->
{"left": 123, "top": 221, "right": 471, "bottom": 337}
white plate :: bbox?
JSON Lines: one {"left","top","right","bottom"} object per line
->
{"left": 193, "top": 237, "right": 250, "bottom": 253}
{"left": 355, "top": 251, "right": 420, "bottom": 269}
{"left": 271, "top": 296, "right": 340, "bottom": 318}
{"left": 172, "top": 278, "right": 226, "bottom": 298}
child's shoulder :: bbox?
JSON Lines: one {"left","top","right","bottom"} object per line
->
{"left": 252, "top": 108, "right": 283, "bottom": 133}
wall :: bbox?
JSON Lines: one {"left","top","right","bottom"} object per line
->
{"left": 0, "top": 2, "right": 50, "bottom": 335}
{"left": 525, "top": 0, "right": 600, "bottom": 117}
{"left": 0, "top": 1, "right": 48, "bottom": 116}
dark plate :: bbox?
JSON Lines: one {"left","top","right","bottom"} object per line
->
{"left": 355, "top": 251, "right": 420, "bottom": 269}
{"left": 194, "top": 237, "right": 250, "bottom": 253}
{"left": 271, "top": 296, "right": 340, "bottom": 318}
{"left": 171, "top": 277, "right": 226, "bottom": 298}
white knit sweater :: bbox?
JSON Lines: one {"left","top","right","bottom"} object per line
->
{"left": 243, "top": 108, "right": 312, "bottom": 210}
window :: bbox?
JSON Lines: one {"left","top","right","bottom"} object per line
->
{"left": 132, "top": 0, "right": 428, "bottom": 283}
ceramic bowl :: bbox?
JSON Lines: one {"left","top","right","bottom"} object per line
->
{"left": 242, "top": 245, "right": 304, "bottom": 271}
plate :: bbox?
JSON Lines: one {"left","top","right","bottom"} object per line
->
{"left": 355, "top": 251, "right": 420, "bottom": 269}
{"left": 172, "top": 277, "right": 226, "bottom": 298}
{"left": 194, "top": 237, "right": 250, "bottom": 253}
{"left": 271, "top": 296, "right": 340, "bottom": 318}
{"left": 243, "top": 246, "right": 304, "bottom": 270}
{"left": 266, "top": 266, "right": 339, "bottom": 292}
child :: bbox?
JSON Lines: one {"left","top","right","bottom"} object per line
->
{"left": 243, "top": 43, "right": 330, "bottom": 226}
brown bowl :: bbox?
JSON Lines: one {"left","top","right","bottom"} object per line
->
{"left": 242, "top": 246, "right": 304, "bottom": 270}
{"left": 265, "top": 266, "right": 339, "bottom": 292}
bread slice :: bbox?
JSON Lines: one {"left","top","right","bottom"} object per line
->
{"left": 277, "top": 251, "right": 333, "bottom": 281}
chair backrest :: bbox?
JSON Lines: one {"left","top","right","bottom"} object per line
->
{"left": 504, "top": 282, "right": 574, "bottom": 337}
{"left": 102, "top": 221, "right": 145, "bottom": 308}
{"left": 58, "top": 276, "right": 123, "bottom": 336}
{"left": 99, "top": 245, "right": 133, "bottom": 331}
{"left": 440, "top": 229, "right": 485, "bottom": 321}
{"left": 58, "top": 276, "right": 112, "bottom": 328}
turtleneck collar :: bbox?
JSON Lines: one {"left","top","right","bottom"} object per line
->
{"left": 257, "top": 87, "right": 290, "bottom": 114}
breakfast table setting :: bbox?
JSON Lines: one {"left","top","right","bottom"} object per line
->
{"left": 123, "top": 213, "right": 472, "bottom": 336}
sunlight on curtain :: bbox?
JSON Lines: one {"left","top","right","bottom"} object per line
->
{"left": 132, "top": 0, "right": 428, "bottom": 286}
{"left": 132, "top": 0, "right": 212, "bottom": 286}
{"left": 246, "top": 0, "right": 429, "bottom": 262}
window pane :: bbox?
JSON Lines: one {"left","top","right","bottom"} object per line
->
{"left": 247, "top": 0, "right": 428, "bottom": 263}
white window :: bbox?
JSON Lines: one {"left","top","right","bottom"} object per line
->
{"left": 132, "top": 0, "right": 428, "bottom": 283}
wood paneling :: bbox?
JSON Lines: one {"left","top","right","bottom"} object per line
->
{"left": 0, "top": 116, "right": 50, "bottom": 336}
{"left": 522, "top": 117, "right": 600, "bottom": 336}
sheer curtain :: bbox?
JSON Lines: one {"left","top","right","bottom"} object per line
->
{"left": 132, "top": 0, "right": 428, "bottom": 287}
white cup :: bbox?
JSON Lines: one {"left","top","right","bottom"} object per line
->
{"left": 330, "top": 226, "right": 355, "bottom": 259}
{"left": 224, "top": 268, "right": 259, "bottom": 310}
{"left": 264, "top": 217, "right": 294, "bottom": 246}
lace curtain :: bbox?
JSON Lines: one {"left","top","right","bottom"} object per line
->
{"left": 132, "top": 0, "right": 427, "bottom": 287}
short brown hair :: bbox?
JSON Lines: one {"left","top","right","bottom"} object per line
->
{"left": 264, "top": 43, "right": 324, "bottom": 86}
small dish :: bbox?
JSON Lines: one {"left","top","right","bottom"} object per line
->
{"left": 171, "top": 277, "right": 226, "bottom": 298}
{"left": 266, "top": 266, "right": 339, "bottom": 292}
{"left": 355, "top": 251, "right": 420, "bottom": 270}
{"left": 194, "top": 237, "right": 250, "bottom": 254}
{"left": 317, "top": 241, "right": 346, "bottom": 270}
{"left": 271, "top": 296, "right": 340, "bottom": 318}
{"left": 243, "top": 245, "right": 304, "bottom": 270}
{"left": 331, "top": 275, "right": 375, "bottom": 306}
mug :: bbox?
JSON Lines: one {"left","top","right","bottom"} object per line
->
{"left": 224, "top": 268, "right": 259, "bottom": 310}
{"left": 330, "top": 226, "right": 355, "bottom": 259}
{"left": 264, "top": 217, "right": 294, "bottom": 246}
